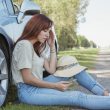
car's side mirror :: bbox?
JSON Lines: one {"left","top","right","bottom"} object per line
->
{"left": 17, "top": 0, "right": 40, "bottom": 23}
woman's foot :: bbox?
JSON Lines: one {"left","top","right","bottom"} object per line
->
{"left": 103, "top": 89, "right": 109, "bottom": 96}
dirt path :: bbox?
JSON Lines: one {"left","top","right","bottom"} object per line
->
{"left": 88, "top": 48, "right": 110, "bottom": 91}
{"left": 94, "top": 48, "right": 110, "bottom": 70}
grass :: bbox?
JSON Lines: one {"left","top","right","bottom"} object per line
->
{"left": 1, "top": 104, "right": 75, "bottom": 110}
{"left": 58, "top": 48, "right": 99, "bottom": 69}
{"left": 2, "top": 48, "right": 99, "bottom": 110}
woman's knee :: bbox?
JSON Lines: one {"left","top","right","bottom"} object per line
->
{"left": 74, "top": 70, "right": 86, "bottom": 79}
{"left": 72, "top": 91, "right": 87, "bottom": 107}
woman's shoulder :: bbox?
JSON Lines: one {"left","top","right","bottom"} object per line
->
{"left": 15, "top": 40, "right": 32, "bottom": 49}
{"left": 14, "top": 40, "right": 33, "bottom": 52}
{"left": 17, "top": 40, "right": 32, "bottom": 46}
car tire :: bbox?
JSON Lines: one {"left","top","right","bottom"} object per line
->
{"left": 0, "top": 39, "right": 9, "bottom": 106}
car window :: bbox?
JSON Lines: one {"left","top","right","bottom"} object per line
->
{"left": 0, "top": 0, "right": 8, "bottom": 16}
{"left": 12, "top": 0, "right": 23, "bottom": 14}
{"left": 12, "top": 0, "right": 23, "bottom": 6}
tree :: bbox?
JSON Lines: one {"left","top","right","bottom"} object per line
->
{"left": 35, "top": 0, "right": 89, "bottom": 50}
{"left": 90, "top": 41, "right": 97, "bottom": 48}
{"left": 78, "top": 35, "right": 90, "bottom": 48}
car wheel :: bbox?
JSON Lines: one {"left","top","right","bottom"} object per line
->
{"left": 0, "top": 40, "right": 9, "bottom": 106}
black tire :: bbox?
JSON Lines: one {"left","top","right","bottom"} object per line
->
{"left": 0, "top": 39, "right": 9, "bottom": 106}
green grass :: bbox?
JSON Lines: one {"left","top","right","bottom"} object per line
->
{"left": 58, "top": 48, "right": 99, "bottom": 69}
{"left": 1, "top": 104, "right": 74, "bottom": 110}
{"left": 2, "top": 48, "right": 99, "bottom": 110}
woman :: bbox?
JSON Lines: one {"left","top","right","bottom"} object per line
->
{"left": 12, "top": 14, "right": 110, "bottom": 109}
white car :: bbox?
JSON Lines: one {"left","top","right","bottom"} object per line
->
{"left": 0, "top": 0, "right": 58, "bottom": 106}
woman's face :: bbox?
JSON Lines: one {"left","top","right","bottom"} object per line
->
{"left": 37, "top": 28, "right": 51, "bottom": 43}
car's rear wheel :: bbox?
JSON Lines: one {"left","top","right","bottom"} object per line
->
{"left": 0, "top": 39, "right": 9, "bottom": 106}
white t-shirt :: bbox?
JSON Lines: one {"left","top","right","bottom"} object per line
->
{"left": 11, "top": 40, "right": 44, "bottom": 84}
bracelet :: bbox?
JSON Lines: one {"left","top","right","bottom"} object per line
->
{"left": 50, "top": 51, "right": 56, "bottom": 53}
{"left": 50, "top": 49, "right": 56, "bottom": 53}
{"left": 50, "top": 49, "right": 55, "bottom": 51}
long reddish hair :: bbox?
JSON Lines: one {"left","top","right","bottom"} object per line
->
{"left": 16, "top": 14, "right": 53, "bottom": 56}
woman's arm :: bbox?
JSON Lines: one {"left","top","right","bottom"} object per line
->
{"left": 21, "top": 68, "right": 71, "bottom": 91}
{"left": 44, "top": 30, "right": 57, "bottom": 74}
{"left": 44, "top": 44, "right": 57, "bottom": 74}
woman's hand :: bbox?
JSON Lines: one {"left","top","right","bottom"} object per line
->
{"left": 47, "top": 30, "right": 55, "bottom": 48}
{"left": 55, "top": 81, "right": 73, "bottom": 91}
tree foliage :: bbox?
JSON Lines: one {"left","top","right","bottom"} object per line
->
{"left": 90, "top": 41, "right": 97, "bottom": 48}
{"left": 34, "top": 0, "right": 89, "bottom": 50}
{"left": 77, "top": 35, "right": 97, "bottom": 48}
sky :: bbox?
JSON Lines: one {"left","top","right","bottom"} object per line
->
{"left": 77, "top": 0, "right": 110, "bottom": 47}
